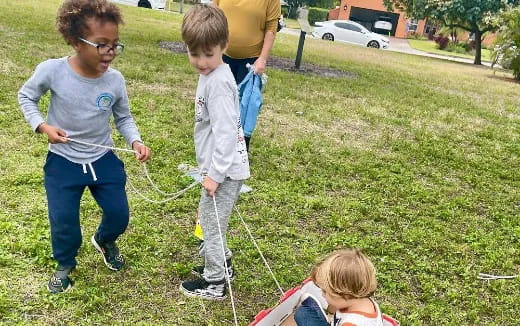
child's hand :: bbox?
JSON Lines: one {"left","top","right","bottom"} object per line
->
{"left": 132, "top": 141, "right": 151, "bottom": 163}
{"left": 202, "top": 176, "right": 218, "bottom": 197}
{"left": 38, "top": 123, "right": 68, "bottom": 143}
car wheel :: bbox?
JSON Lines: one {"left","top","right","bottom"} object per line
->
{"left": 322, "top": 33, "right": 334, "bottom": 41}
{"left": 138, "top": 0, "right": 152, "bottom": 8}
{"left": 367, "top": 41, "right": 380, "bottom": 48}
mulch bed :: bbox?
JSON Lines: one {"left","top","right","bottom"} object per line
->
{"left": 159, "top": 41, "right": 356, "bottom": 79}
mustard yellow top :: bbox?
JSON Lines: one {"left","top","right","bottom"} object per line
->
{"left": 215, "top": 0, "right": 281, "bottom": 59}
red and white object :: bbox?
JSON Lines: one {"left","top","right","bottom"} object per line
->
{"left": 250, "top": 279, "right": 399, "bottom": 326}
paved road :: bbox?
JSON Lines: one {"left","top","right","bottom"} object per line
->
{"left": 280, "top": 28, "right": 493, "bottom": 67}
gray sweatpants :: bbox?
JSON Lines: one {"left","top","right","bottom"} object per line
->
{"left": 199, "top": 178, "right": 243, "bottom": 282}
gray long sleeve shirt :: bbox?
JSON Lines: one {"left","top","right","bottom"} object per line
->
{"left": 194, "top": 63, "right": 250, "bottom": 183}
{"left": 18, "top": 57, "right": 142, "bottom": 164}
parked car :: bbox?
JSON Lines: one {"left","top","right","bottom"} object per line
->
{"left": 312, "top": 20, "right": 390, "bottom": 49}
{"left": 110, "top": 0, "right": 166, "bottom": 10}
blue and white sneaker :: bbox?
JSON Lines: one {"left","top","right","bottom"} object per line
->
{"left": 91, "top": 234, "right": 125, "bottom": 271}
{"left": 180, "top": 278, "right": 226, "bottom": 300}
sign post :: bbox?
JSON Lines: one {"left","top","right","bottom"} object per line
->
{"left": 295, "top": 8, "right": 312, "bottom": 70}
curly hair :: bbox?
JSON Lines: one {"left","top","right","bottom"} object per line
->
{"left": 56, "top": 0, "right": 123, "bottom": 45}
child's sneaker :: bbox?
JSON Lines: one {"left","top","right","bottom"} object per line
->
{"left": 47, "top": 266, "right": 74, "bottom": 294}
{"left": 180, "top": 278, "right": 226, "bottom": 300}
{"left": 91, "top": 234, "right": 125, "bottom": 271}
{"left": 191, "top": 258, "right": 235, "bottom": 281}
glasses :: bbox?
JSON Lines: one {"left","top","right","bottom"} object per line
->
{"left": 78, "top": 37, "right": 125, "bottom": 55}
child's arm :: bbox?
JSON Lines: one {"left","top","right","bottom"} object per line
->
{"left": 112, "top": 76, "right": 151, "bottom": 162}
{"left": 18, "top": 61, "right": 68, "bottom": 143}
{"left": 205, "top": 81, "right": 239, "bottom": 184}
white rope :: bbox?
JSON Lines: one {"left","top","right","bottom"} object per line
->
{"left": 127, "top": 178, "right": 200, "bottom": 204}
{"left": 234, "top": 206, "right": 284, "bottom": 296}
{"left": 478, "top": 273, "right": 519, "bottom": 280}
{"left": 67, "top": 138, "right": 138, "bottom": 154}
{"left": 212, "top": 196, "right": 239, "bottom": 326}
{"left": 66, "top": 138, "right": 199, "bottom": 202}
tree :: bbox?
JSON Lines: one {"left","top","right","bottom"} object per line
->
{"left": 307, "top": 0, "right": 338, "bottom": 9}
{"left": 384, "top": 0, "right": 520, "bottom": 65}
{"left": 286, "top": 0, "right": 308, "bottom": 19}
{"left": 492, "top": 6, "right": 520, "bottom": 78}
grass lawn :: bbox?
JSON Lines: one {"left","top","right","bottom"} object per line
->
{"left": 408, "top": 38, "right": 493, "bottom": 62}
{"left": 1, "top": 0, "right": 519, "bottom": 325}
{"left": 165, "top": 0, "right": 193, "bottom": 14}
{"left": 284, "top": 18, "right": 302, "bottom": 30}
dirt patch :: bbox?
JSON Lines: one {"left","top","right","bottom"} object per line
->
{"left": 159, "top": 41, "right": 355, "bottom": 79}
{"left": 160, "top": 41, "right": 187, "bottom": 54}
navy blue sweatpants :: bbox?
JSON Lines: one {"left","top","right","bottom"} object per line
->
{"left": 223, "top": 55, "right": 257, "bottom": 85}
{"left": 44, "top": 151, "right": 129, "bottom": 268}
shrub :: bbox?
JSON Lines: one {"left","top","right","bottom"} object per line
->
{"left": 281, "top": 6, "right": 289, "bottom": 18}
{"left": 433, "top": 34, "right": 450, "bottom": 50}
{"left": 445, "top": 43, "right": 467, "bottom": 54}
{"left": 307, "top": 0, "right": 336, "bottom": 9}
{"left": 493, "top": 7, "right": 520, "bottom": 78}
{"left": 308, "top": 7, "right": 329, "bottom": 25}
{"left": 464, "top": 40, "right": 476, "bottom": 51}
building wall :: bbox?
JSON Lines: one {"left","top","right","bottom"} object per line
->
{"left": 334, "top": 0, "right": 426, "bottom": 38}
{"left": 328, "top": 7, "right": 340, "bottom": 20}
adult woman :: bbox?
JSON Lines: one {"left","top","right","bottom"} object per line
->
{"left": 214, "top": 0, "right": 280, "bottom": 82}
{"left": 214, "top": 0, "right": 281, "bottom": 150}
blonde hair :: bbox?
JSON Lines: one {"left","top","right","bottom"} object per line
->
{"left": 181, "top": 4, "right": 228, "bottom": 52}
{"left": 311, "top": 249, "right": 377, "bottom": 300}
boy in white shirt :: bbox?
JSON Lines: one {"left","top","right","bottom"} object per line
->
{"left": 179, "top": 4, "right": 250, "bottom": 300}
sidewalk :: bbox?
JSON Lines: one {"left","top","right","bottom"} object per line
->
{"left": 279, "top": 28, "right": 494, "bottom": 67}
{"left": 387, "top": 37, "right": 494, "bottom": 67}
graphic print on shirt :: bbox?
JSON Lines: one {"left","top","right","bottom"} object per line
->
{"left": 96, "top": 93, "right": 114, "bottom": 112}
{"left": 195, "top": 96, "right": 205, "bottom": 122}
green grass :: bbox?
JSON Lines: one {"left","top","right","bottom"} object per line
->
{"left": 284, "top": 18, "right": 302, "bottom": 29}
{"left": 165, "top": 0, "right": 193, "bottom": 14}
{"left": 1, "top": 1, "right": 520, "bottom": 325}
{"left": 408, "top": 38, "right": 493, "bottom": 62}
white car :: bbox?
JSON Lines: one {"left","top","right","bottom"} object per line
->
{"left": 110, "top": 0, "right": 166, "bottom": 10}
{"left": 312, "top": 20, "right": 389, "bottom": 49}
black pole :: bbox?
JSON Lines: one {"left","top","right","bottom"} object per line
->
{"left": 295, "top": 31, "right": 306, "bottom": 69}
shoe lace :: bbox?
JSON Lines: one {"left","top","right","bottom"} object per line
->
{"left": 50, "top": 276, "right": 63, "bottom": 287}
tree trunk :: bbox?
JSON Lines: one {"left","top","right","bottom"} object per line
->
{"left": 474, "top": 29, "right": 482, "bottom": 65}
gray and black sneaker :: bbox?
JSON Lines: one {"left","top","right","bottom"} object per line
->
{"left": 91, "top": 234, "right": 125, "bottom": 271}
{"left": 180, "top": 278, "right": 226, "bottom": 300}
{"left": 191, "top": 259, "right": 235, "bottom": 281}
{"left": 47, "top": 266, "right": 74, "bottom": 294}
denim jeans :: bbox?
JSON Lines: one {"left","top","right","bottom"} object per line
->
{"left": 294, "top": 297, "right": 329, "bottom": 326}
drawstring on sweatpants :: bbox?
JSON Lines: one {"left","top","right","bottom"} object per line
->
{"left": 82, "top": 162, "right": 98, "bottom": 182}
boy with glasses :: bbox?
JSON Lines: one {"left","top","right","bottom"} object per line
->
{"left": 18, "top": 0, "right": 151, "bottom": 293}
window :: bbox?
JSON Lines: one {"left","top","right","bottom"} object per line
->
{"left": 335, "top": 22, "right": 362, "bottom": 33}
{"left": 406, "top": 19, "right": 418, "bottom": 32}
